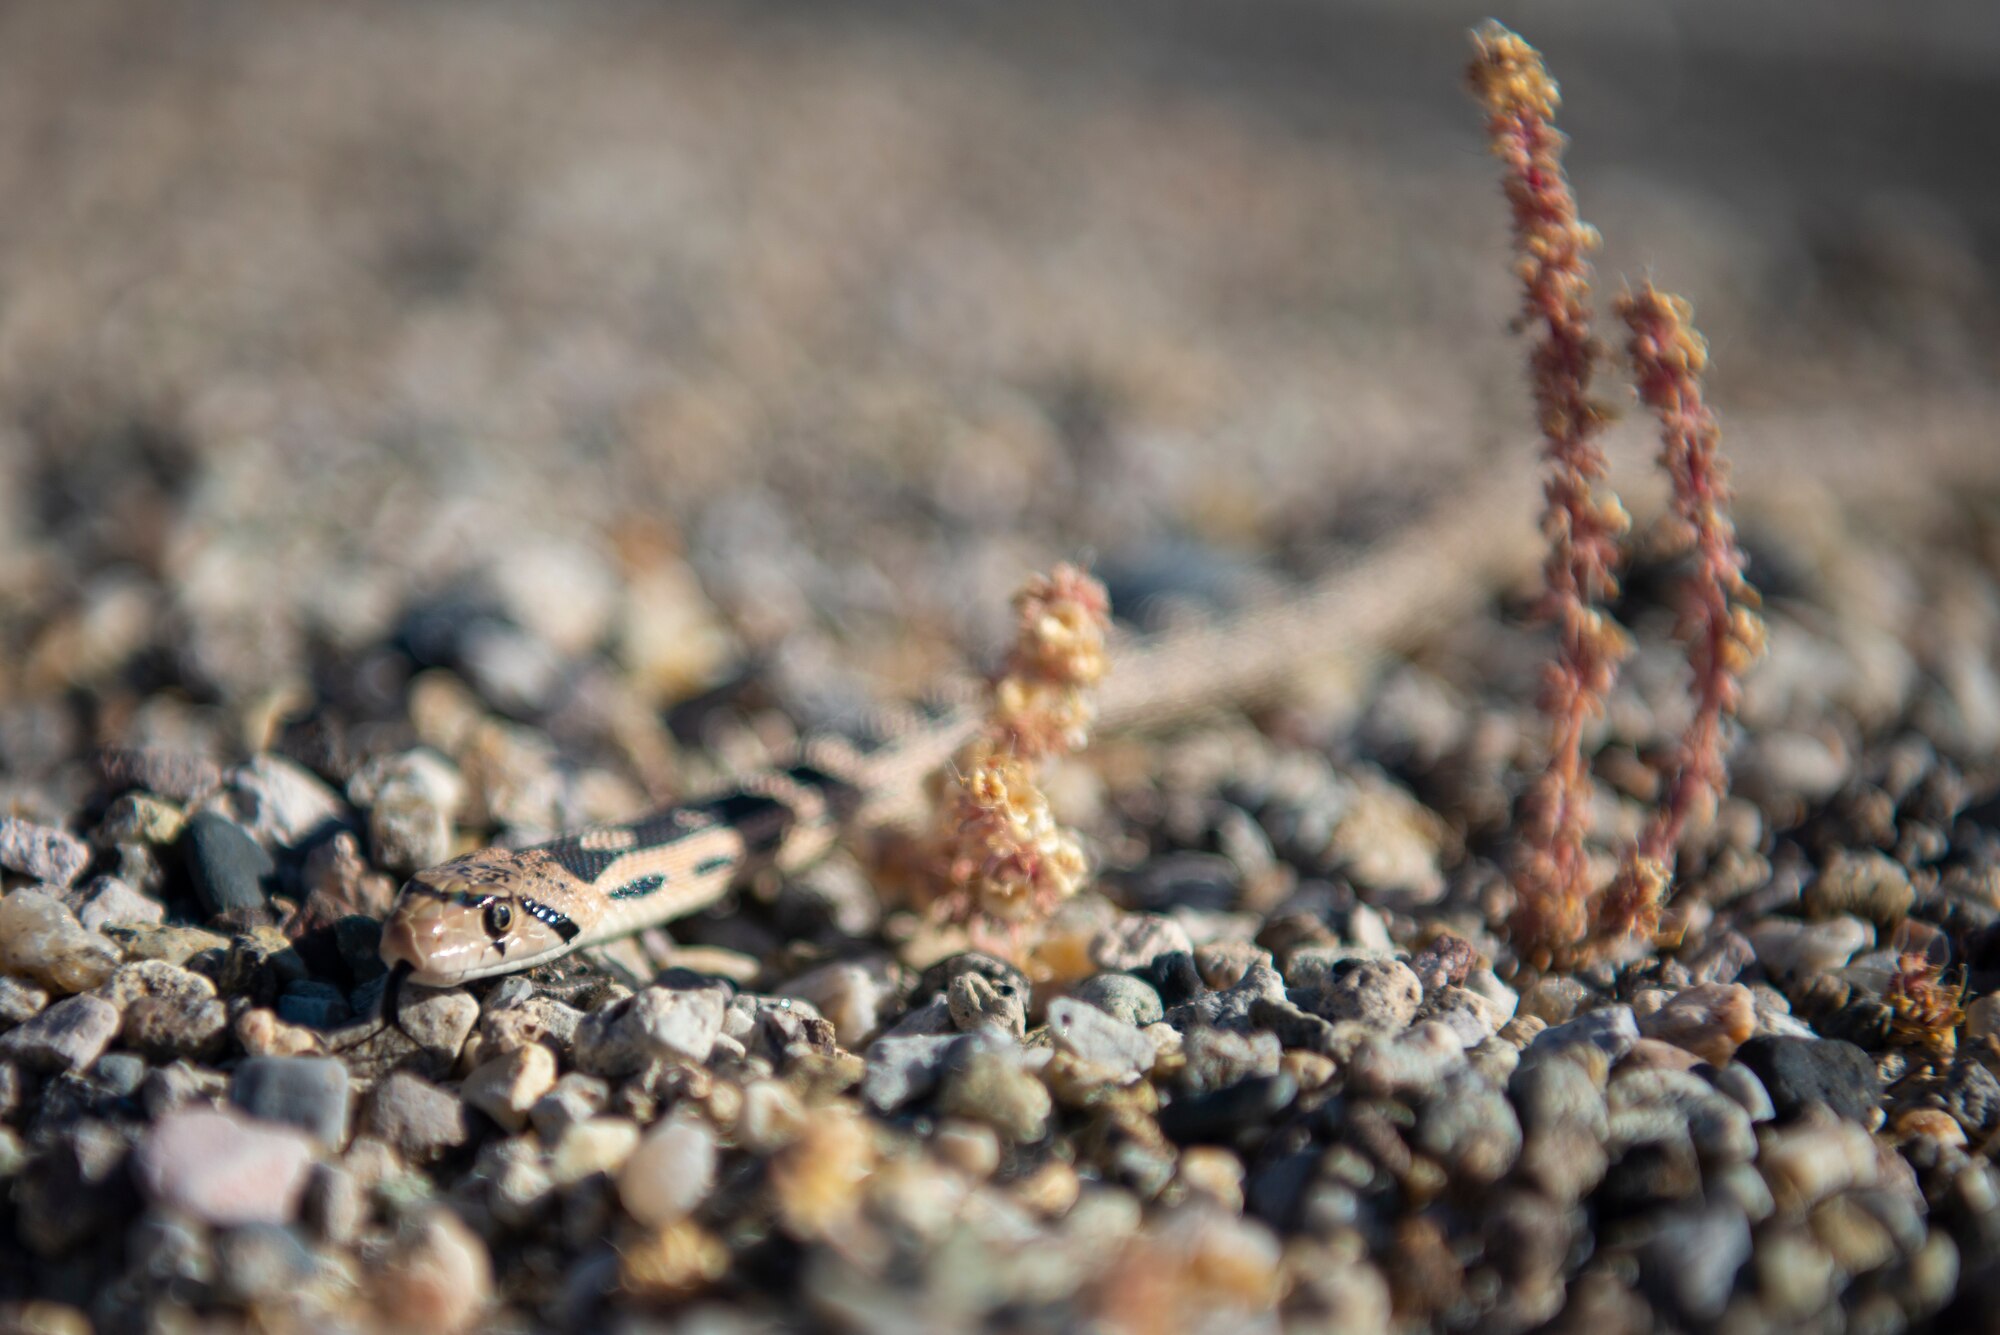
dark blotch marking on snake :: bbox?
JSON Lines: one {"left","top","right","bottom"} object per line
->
{"left": 611, "top": 874, "right": 667, "bottom": 901}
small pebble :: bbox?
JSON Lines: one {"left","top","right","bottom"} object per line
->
{"left": 617, "top": 1118, "right": 718, "bottom": 1226}
{"left": 134, "top": 1107, "right": 315, "bottom": 1226}
{"left": 0, "top": 818, "right": 90, "bottom": 888}
{"left": 227, "top": 754, "right": 347, "bottom": 849}
{"left": 95, "top": 793, "right": 188, "bottom": 846}
{"left": 550, "top": 1117, "right": 643, "bottom": 1185}
{"left": 182, "top": 811, "right": 274, "bottom": 919}
{"left": 572, "top": 982, "right": 726, "bottom": 1076}
{"left": 1736, "top": 1037, "right": 1882, "bottom": 1124}
{"left": 1637, "top": 983, "right": 1756, "bottom": 1066}
{"left": 947, "top": 972, "right": 1027, "bottom": 1039}
{"left": 1640, "top": 1204, "right": 1753, "bottom": 1320}
{"left": 1527, "top": 1006, "right": 1639, "bottom": 1063}
{"left": 64, "top": 875, "right": 162, "bottom": 931}
{"left": 1746, "top": 916, "right": 1871, "bottom": 983}
{"left": 214, "top": 1222, "right": 318, "bottom": 1305}
{"left": 1072, "top": 973, "right": 1165, "bottom": 1028}
{"left": 349, "top": 749, "right": 463, "bottom": 875}
{"left": 1296, "top": 957, "right": 1422, "bottom": 1030}
{"left": 1803, "top": 850, "right": 1914, "bottom": 925}
{"left": 462, "top": 1042, "right": 558, "bottom": 1133}
{"left": 1895, "top": 1107, "right": 1968, "bottom": 1148}
{"left": 1091, "top": 914, "right": 1195, "bottom": 972}
{"left": 0, "top": 993, "right": 119, "bottom": 1072}
{"left": 1046, "top": 997, "right": 1154, "bottom": 1083}
{"left": 529, "top": 1072, "right": 611, "bottom": 1141}
{"left": 937, "top": 1047, "right": 1051, "bottom": 1143}
{"left": 363, "top": 1071, "right": 469, "bottom": 1160}
{"left": 231, "top": 1056, "right": 351, "bottom": 1148}
{"left": 371, "top": 1209, "right": 493, "bottom": 1335}
{"left": 0, "top": 976, "right": 48, "bottom": 1026}
{"left": 0, "top": 890, "right": 120, "bottom": 993}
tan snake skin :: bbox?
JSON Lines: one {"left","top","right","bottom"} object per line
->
{"left": 378, "top": 402, "right": 2000, "bottom": 988}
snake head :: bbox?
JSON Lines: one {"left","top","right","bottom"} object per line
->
{"left": 379, "top": 849, "right": 581, "bottom": 986}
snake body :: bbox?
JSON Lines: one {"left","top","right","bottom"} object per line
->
{"left": 378, "top": 460, "right": 1550, "bottom": 987}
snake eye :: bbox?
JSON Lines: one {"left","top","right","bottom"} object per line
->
{"left": 485, "top": 902, "right": 514, "bottom": 935}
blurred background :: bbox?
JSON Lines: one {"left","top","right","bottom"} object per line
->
{"left": 1, "top": 0, "right": 1995, "bottom": 800}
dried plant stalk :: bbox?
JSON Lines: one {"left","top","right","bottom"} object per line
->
{"left": 1468, "top": 22, "right": 1632, "bottom": 967}
{"left": 1594, "top": 285, "right": 1765, "bottom": 944}
{"left": 924, "top": 564, "right": 1110, "bottom": 935}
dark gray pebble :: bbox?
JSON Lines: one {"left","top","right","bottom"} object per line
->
{"left": 1159, "top": 1071, "right": 1297, "bottom": 1144}
{"left": 184, "top": 812, "right": 274, "bottom": 918}
{"left": 94, "top": 1052, "right": 148, "bottom": 1099}
{"left": 1141, "top": 952, "right": 1206, "bottom": 1008}
{"left": 1127, "top": 852, "right": 1240, "bottom": 913}
{"left": 1943, "top": 1059, "right": 2000, "bottom": 1135}
{"left": 1735, "top": 1036, "right": 1882, "bottom": 1123}
{"left": 232, "top": 1056, "right": 351, "bottom": 1148}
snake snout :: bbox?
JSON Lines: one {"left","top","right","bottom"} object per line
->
{"left": 378, "top": 894, "right": 452, "bottom": 975}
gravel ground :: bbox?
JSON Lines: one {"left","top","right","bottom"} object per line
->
{"left": 1, "top": 3, "right": 1999, "bottom": 1333}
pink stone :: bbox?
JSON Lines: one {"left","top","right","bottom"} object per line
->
{"left": 133, "top": 1107, "right": 315, "bottom": 1226}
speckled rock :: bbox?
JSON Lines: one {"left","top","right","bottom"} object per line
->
{"left": 1165, "top": 962, "right": 1285, "bottom": 1034}
{"left": 103, "top": 959, "right": 230, "bottom": 1061}
{"left": 1071, "top": 973, "right": 1165, "bottom": 1028}
{"left": 1090, "top": 914, "right": 1196, "bottom": 971}
{"left": 1295, "top": 957, "right": 1422, "bottom": 1030}
{"left": 778, "top": 959, "right": 898, "bottom": 1049}
{"left": 63, "top": 875, "right": 162, "bottom": 930}
{"left": 947, "top": 971, "right": 1027, "bottom": 1039}
{"left": 0, "top": 818, "right": 89, "bottom": 888}
{"left": 572, "top": 982, "right": 727, "bottom": 1076}
{"left": 134, "top": 1107, "right": 315, "bottom": 1226}
{"left": 0, "top": 993, "right": 118, "bottom": 1071}
{"left": 101, "top": 922, "right": 231, "bottom": 968}
{"left": 1046, "top": 997, "right": 1154, "bottom": 1083}
{"left": 1420, "top": 985, "right": 1508, "bottom": 1048}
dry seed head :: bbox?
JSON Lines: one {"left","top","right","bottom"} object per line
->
{"left": 1467, "top": 22, "right": 1562, "bottom": 123}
